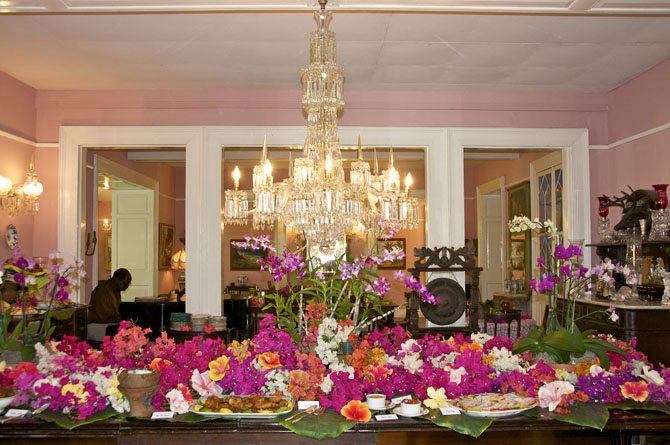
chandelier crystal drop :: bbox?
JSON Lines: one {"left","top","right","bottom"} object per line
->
{"left": 223, "top": 0, "right": 419, "bottom": 249}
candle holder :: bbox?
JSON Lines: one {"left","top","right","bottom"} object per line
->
{"left": 625, "top": 231, "right": 642, "bottom": 301}
{"left": 597, "top": 195, "right": 613, "bottom": 243}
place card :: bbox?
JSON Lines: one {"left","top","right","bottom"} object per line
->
{"left": 298, "top": 400, "right": 320, "bottom": 410}
{"left": 375, "top": 414, "right": 398, "bottom": 421}
{"left": 4, "top": 409, "right": 29, "bottom": 417}
{"left": 152, "top": 411, "right": 176, "bottom": 419}
{"left": 391, "top": 394, "right": 412, "bottom": 405}
{"left": 440, "top": 406, "right": 461, "bottom": 416}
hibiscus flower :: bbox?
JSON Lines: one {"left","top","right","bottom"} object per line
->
{"left": 340, "top": 400, "right": 371, "bottom": 422}
{"left": 209, "top": 355, "right": 231, "bottom": 381}
{"left": 620, "top": 381, "right": 649, "bottom": 402}
{"left": 191, "top": 368, "right": 223, "bottom": 397}
{"left": 538, "top": 381, "right": 574, "bottom": 412}
{"left": 258, "top": 352, "right": 282, "bottom": 369}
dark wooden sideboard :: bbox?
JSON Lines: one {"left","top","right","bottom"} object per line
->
{"left": 1, "top": 410, "right": 670, "bottom": 445}
{"left": 556, "top": 296, "right": 670, "bottom": 366}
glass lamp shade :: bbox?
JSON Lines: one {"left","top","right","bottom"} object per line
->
{"left": 171, "top": 248, "right": 186, "bottom": 270}
{"left": 22, "top": 180, "right": 43, "bottom": 198}
{"left": 0, "top": 176, "right": 12, "bottom": 195}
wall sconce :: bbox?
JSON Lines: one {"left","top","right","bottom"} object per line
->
{"left": 0, "top": 159, "right": 44, "bottom": 215}
{"left": 101, "top": 218, "right": 112, "bottom": 231}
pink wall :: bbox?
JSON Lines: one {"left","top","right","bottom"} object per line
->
{"left": 588, "top": 59, "right": 670, "bottom": 247}
{"left": 0, "top": 72, "right": 35, "bottom": 140}
{"left": 0, "top": 136, "right": 36, "bottom": 261}
{"left": 0, "top": 73, "right": 37, "bottom": 261}
{"left": 34, "top": 88, "right": 609, "bottom": 145}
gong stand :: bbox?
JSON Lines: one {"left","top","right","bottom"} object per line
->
{"left": 406, "top": 246, "right": 482, "bottom": 337}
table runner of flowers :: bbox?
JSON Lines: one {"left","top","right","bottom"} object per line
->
{"left": 2, "top": 316, "right": 669, "bottom": 439}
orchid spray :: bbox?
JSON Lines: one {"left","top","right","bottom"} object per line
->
{"left": 508, "top": 217, "right": 624, "bottom": 367}
{"left": 232, "top": 235, "right": 437, "bottom": 344}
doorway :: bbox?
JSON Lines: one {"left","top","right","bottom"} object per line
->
{"left": 476, "top": 177, "right": 505, "bottom": 301}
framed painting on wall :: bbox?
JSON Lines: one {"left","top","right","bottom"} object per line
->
{"left": 507, "top": 181, "right": 531, "bottom": 284}
{"left": 375, "top": 238, "right": 406, "bottom": 269}
{"left": 230, "top": 239, "right": 267, "bottom": 270}
{"left": 158, "top": 223, "right": 175, "bottom": 270}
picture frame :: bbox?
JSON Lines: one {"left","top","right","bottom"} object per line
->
{"left": 375, "top": 238, "right": 406, "bottom": 269}
{"left": 230, "top": 239, "right": 267, "bottom": 270}
{"left": 507, "top": 181, "right": 531, "bottom": 284}
{"left": 105, "top": 233, "right": 112, "bottom": 271}
{"left": 158, "top": 223, "right": 175, "bottom": 270}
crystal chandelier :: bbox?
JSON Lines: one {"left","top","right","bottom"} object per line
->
{"left": 0, "top": 158, "right": 44, "bottom": 215}
{"left": 223, "top": 0, "right": 419, "bottom": 249}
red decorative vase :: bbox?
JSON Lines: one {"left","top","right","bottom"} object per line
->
{"left": 597, "top": 195, "right": 609, "bottom": 218}
{"left": 653, "top": 184, "right": 668, "bottom": 210}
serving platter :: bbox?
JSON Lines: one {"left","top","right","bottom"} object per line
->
{"left": 453, "top": 393, "right": 538, "bottom": 418}
{"left": 190, "top": 395, "right": 293, "bottom": 419}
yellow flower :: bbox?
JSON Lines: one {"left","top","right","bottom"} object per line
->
{"left": 209, "top": 355, "right": 231, "bottom": 381}
{"left": 106, "top": 375, "right": 124, "bottom": 399}
{"left": 0, "top": 361, "right": 6, "bottom": 372}
{"left": 61, "top": 383, "right": 89, "bottom": 403}
{"left": 424, "top": 386, "right": 449, "bottom": 409}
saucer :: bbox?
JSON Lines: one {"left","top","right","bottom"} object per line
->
{"left": 369, "top": 400, "right": 397, "bottom": 411}
{"left": 392, "top": 406, "right": 428, "bottom": 418}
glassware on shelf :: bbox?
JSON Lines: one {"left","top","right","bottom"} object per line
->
{"left": 653, "top": 184, "right": 668, "bottom": 210}
{"left": 639, "top": 219, "right": 647, "bottom": 241}
{"left": 649, "top": 209, "right": 669, "bottom": 241}
{"left": 597, "top": 195, "right": 613, "bottom": 243}
{"left": 625, "top": 231, "right": 642, "bottom": 300}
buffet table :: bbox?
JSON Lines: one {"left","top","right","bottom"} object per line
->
{"left": 1, "top": 410, "right": 669, "bottom": 444}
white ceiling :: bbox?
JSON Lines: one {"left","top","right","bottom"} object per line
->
{"left": 1, "top": 1, "right": 669, "bottom": 93}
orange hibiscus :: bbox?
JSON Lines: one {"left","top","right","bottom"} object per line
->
{"left": 340, "top": 400, "right": 372, "bottom": 422}
{"left": 258, "top": 352, "right": 282, "bottom": 369}
{"left": 209, "top": 355, "right": 231, "bottom": 381}
{"left": 620, "top": 381, "right": 649, "bottom": 402}
{"left": 149, "top": 357, "right": 172, "bottom": 372}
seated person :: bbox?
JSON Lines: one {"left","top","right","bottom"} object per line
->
{"left": 88, "top": 268, "right": 132, "bottom": 338}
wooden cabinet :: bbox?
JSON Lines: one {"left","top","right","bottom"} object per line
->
{"left": 556, "top": 297, "right": 670, "bottom": 366}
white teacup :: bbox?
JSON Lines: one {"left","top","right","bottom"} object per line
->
{"left": 400, "top": 398, "right": 421, "bottom": 415}
{"left": 366, "top": 394, "right": 387, "bottom": 410}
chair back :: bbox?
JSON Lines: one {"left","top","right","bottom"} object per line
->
{"left": 483, "top": 310, "right": 521, "bottom": 339}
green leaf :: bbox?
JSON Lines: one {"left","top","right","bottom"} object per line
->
{"left": 278, "top": 408, "right": 356, "bottom": 440}
{"left": 608, "top": 401, "right": 670, "bottom": 415}
{"left": 422, "top": 409, "right": 492, "bottom": 438}
{"left": 542, "top": 328, "right": 586, "bottom": 355}
{"left": 170, "top": 412, "right": 234, "bottom": 422}
{"left": 35, "top": 406, "right": 123, "bottom": 430}
{"left": 524, "top": 403, "right": 609, "bottom": 431}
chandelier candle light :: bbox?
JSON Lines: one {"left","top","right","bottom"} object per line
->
{"left": 223, "top": 0, "right": 419, "bottom": 250}
{"left": 0, "top": 158, "right": 44, "bottom": 215}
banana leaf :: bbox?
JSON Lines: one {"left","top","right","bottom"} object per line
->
{"left": 35, "top": 406, "right": 124, "bottom": 430}
{"left": 608, "top": 401, "right": 670, "bottom": 415}
{"left": 523, "top": 403, "right": 609, "bottom": 431}
{"left": 278, "top": 408, "right": 356, "bottom": 440}
{"left": 422, "top": 409, "right": 492, "bottom": 438}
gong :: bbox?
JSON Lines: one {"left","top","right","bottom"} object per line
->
{"left": 420, "top": 278, "right": 467, "bottom": 325}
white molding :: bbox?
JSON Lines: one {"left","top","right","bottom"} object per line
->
{"left": 0, "top": 129, "right": 36, "bottom": 146}
{"left": 589, "top": 122, "right": 670, "bottom": 150}
{"left": 447, "top": 127, "right": 591, "bottom": 265}
{"left": 59, "top": 126, "right": 204, "bottom": 304}
{"left": 59, "top": 125, "right": 592, "bottom": 309}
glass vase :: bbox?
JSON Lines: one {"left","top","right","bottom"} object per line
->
{"left": 649, "top": 209, "right": 669, "bottom": 241}
{"left": 653, "top": 184, "right": 668, "bottom": 210}
{"left": 626, "top": 233, "right": 642, "bottom": 300}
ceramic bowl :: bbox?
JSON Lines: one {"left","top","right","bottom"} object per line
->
{"left": 400, "top": 398, "right": 421, "bottom": 416}
{"left": 0, "top": 395, "right": 16, "bottom": 411}
{"left": 366, "top": 394, "right": 387, "bottom": 410}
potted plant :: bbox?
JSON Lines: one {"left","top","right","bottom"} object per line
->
{"left": 508, "top": 217, "right": 625, "bottom": 369}
{"left": 0, "top": 248, "right": 84, "bottom": 362}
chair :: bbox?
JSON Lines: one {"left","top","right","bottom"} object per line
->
{"left": 406, "top": 246, "right": 482, "bottom": 338}
{"left": 483, "top": 310, "right": 521, "bottom": 339}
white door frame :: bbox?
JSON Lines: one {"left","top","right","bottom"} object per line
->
{"left": 59, "top": 126, "right": 589, "bottom": 314}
